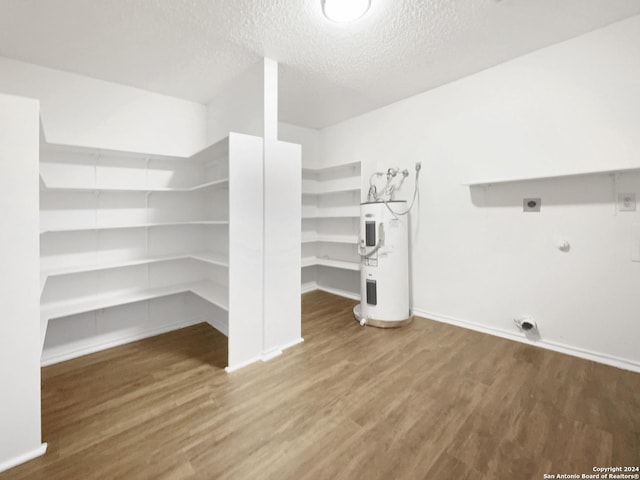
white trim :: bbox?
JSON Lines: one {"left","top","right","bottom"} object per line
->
{"left": 279, "top": 337, "right": 304, "bottom": 351}
{"left": 225, "top": 355, "right": 262, "bottom": 373}
{"left": 206, "top": 316, "right": 229, "bottom": 337}
{"left": 261, "top": 348, "right": 283, "bottom": 361}
{"left": 413, "top": 308, "right": 640, "bottom": 373}
{"left": 317, "top": 285, "right": 360, "bottom": 301}
{"left": 226, "top": 337, "right": 305, "bottom": 372}
{"left": 261, "top": 338, "right": 304, "bottom": 362}
{"left": 0, "top": 443, "right": 47, "bottom": 474}
{"left": 301, "top": 281, "right": 318, "bottom": 294}
{"left": 41, "top": 316, "right": 206, "bottom": 366}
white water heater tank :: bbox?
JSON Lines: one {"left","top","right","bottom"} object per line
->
{"left": 356, "top": 201, "right": 411, "bottom": 327}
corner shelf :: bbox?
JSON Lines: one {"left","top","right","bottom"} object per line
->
{"left": 301, "top": 159, "right": 361, "bottom": 294}
{"left": 40, "top": 177, "right": 229, "bottom": 193}
{"left": 302, "top": 186, "right": 359, "bottom": 195}
{"left": 302, "top": 257, "right": 360, "bottom": 271}
{"left": 40, "top": 251, "right": 228, "bottom": 294}
{"left": 38, "top": 133, "right": 265, "bottom": 372}
{"left": 301, "top": 233, "right": 358, "bottom": 244}
{"left": 41, "top": 280, "right": 229, "bottom": 322}
{"left": 302, "top": 160, "right": 360, "bottom": 173}
{"left": 302, "top": 206, "right": 360, "bottom": 219}
{"left": 40, "top": 220, "right": 228, "bottom": 234}
{"left": 462, "top": 166, "right": 640, "bottom": 186}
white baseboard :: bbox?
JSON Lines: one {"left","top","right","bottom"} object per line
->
{"left": 301, "top": 281, "right": 318, "bottom": 294}
{"left": 413, "top": 308, "right": 640, "bottom": 373}
{"left": 262, "top": 337, "right": 305, "bottom": 362}
{"left": 0, "top": 443, "right": 47, "bottom": 474}
{"left": 301, "top": 282, "right": 360, "bottom": 301}
{"left": 317, "top": 285, "right": 360, "bottom": 301}
{"left": 227, "top": 337, "right": 305, "bottom": 372}
{"left": 261, "top": 348, "right": 283, "bottom": 361}
{"left": 225, "top": 355, "right": 262, "bottom": 373}
{"left": 206, "top": 316, "right": 229, "bottom": 337}
{"left": 41, "top": 316, "right": 207, "bottom": 366}
{"left": 279, "top": 337, "right": 304, "bottom": 351}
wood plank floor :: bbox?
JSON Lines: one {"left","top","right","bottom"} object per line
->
{"left": 3, "top": 291, "right": 639, "bottom": 479}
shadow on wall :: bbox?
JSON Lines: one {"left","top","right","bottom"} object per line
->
{"left": 468, "top": 171, "right": 640, "bottom": 209}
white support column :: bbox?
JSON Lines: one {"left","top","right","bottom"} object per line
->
{"left": 263, "top": 139, "right": 302, "bottom": 357}
{"left": 262, "top": 58, "right": 303, "bottom": 358}
{"left": 226, "top": 133, "right": 265, "bottom": 371}
{"left": 208, "top": 57, "right": 302, "bottom": 370}
{"left": 0, "top": 93, "right": 47, "bottom": 472}
{"left": 263, "top": 58, "right": 278, "bottom": 141}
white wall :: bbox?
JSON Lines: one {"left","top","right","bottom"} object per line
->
{"left": 263, "top": 139, "right": 302, "bottom": 355}
{"left": 207, "top": 59, "right": 279, "bottom": 144}
{"left": 0, "top": 56, "right": 208, "bottom": 156}
{"left": 279, "top": 122, "right": 321, "bottom": 168}
{"left": 0, "top": 94, "right": 45, "bottom": 471}
{"left": 320, "top": 15, "right": 640, "bottom": 370}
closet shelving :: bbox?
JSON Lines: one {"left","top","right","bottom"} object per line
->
{"left": 38, "top": 134, "right": 262, "bottom": 368}
{"left": 462, "top": 165, "right": 640, "bottom": 186}
{"left": 301, "top": 160, "right": 361, "bottom": 296}
{"left": 39, "top": 178, "right": 229, "bottom": 193}
{"left": 39, "top": 221, "right": 228, "bottom": 234}
{"left": 40, "top": 251, "right": 228, "bottom": 294}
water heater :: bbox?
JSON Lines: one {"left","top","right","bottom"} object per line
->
{"left": 353, "top": 201, "right": 411, "bottom": 327}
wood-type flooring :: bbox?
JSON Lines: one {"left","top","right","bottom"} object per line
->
{"left": 2, "top": 290, "right": 638, "bottom": 479}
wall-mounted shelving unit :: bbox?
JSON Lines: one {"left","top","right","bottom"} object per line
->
{"left": 462, "top": 165, "right": 640, "bottom": 186}
{"left": 39, "top": 133, "right": 265, "bottom": 370}
{"left": 301, "top": 161, "right": 361, "bottom": 298}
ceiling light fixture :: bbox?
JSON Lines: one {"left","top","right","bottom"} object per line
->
{"left": 322, "top": 0, "right": 371, "bottom": 23}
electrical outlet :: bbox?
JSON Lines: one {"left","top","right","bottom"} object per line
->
{"left": 618, "top": 193, "right": 636, "bottom": 212}
{"left": 523, "top": 198, "right": 541, "bottom": 212}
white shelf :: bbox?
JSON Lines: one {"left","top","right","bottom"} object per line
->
{"left": 41, "top": 280, "right": 229, "bottom": 322}
{"left": 40, "top": 251, "right": 228, "bottom": 294}
{"left": 189, "top": 251, "right": 229, "bottom": 267}
{"left": 301, "top": 256, "right": 360, "bottom": 271}
{"left": 302, "top": 160, "right": 361, "bottom": 173}
{"left": 302, "top": 233, "right": 358, "bottom": 244}
{"left": 188, "top": 136, "right": 230, "bottom": 163}
{"left": 462, "top": 166, "right": 640, "bottom": 186}
{"left": 41, "top": 135, "right": 230, "bottom": 162}
{"left": 189, "top": 281, "right": 230, "bottom": 310}
{"left": 40, "top": 220, "right": 228, "bottom": 234}
{"left": 302, "top": 206, "right": 359, "bottom": 219}
{"left": 302, "top": 213, "right": 359, "bottom": 219}
{"left": 40, "top": 177, "right": 229, "bottom": 193}
{"left": 302, "top": 185, "right": 360, "bottom": 195}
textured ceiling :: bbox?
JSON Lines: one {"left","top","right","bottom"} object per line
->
{"left": 1, "top": 0, "right": 639, "bottom": 128}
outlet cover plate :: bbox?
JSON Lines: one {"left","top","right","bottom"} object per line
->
{"left": 523, "top": 198, "right": 541, "bottom": 212}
